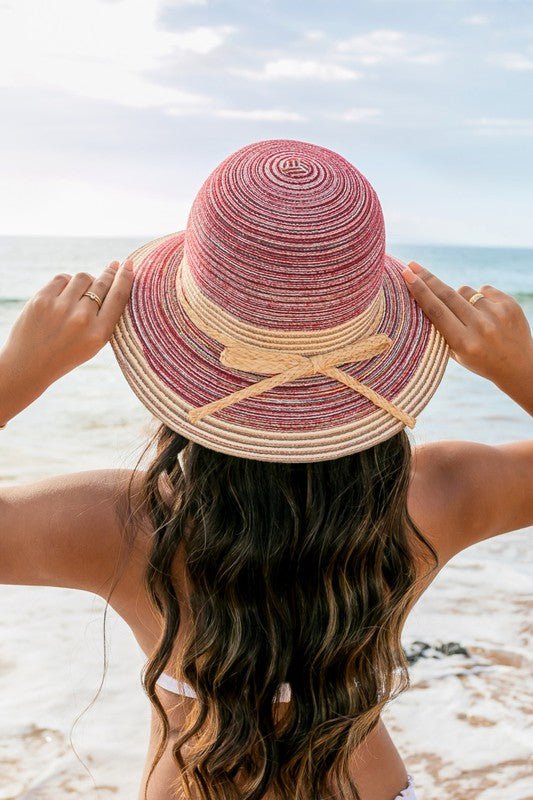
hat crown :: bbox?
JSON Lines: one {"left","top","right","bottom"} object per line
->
{"left": 183, "top": 139, "right": 385, "bottom": 331}
{"left": 279, "top": 157, "right": 311, "bottom": 177}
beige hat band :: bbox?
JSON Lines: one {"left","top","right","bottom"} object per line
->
{"left": 178, "top": 255, "right": 386, "bottom": 354}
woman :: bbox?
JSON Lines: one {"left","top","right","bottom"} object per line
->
{"left": 0, "top": 139, "right": 532, "bottom": 800}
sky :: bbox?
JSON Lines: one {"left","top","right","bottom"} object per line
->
{"left": 1, "top": 0, "right": 533, "bottom": 246}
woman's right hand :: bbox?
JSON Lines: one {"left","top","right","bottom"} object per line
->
{"left": 401, "top": 261, "right": 533, "bottom": 415}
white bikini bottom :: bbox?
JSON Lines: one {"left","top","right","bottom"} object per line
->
{"left": 155, "top": 672, "right": 417, "bottom": 800}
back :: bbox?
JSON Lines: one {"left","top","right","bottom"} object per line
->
{"left": 106, "top": 435, "right": 533, "bottom": 800}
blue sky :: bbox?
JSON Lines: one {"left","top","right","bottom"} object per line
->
{"left": 1, "top": 0, "right": 533, "bottom": 245}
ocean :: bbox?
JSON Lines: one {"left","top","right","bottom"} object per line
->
{"left": 0, "top": 236, "right": 531, "bottom": 799}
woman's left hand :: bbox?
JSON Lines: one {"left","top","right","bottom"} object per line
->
{"left": 0, "top": 259, "right": 134, "bottom": 425}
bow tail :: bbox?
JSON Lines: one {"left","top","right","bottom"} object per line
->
{"left": 188, "top": 364, "right": 415, "bottom": 429}
{"left": 187, "top": 363, "right": 307, "bottom": 424}
{"left": 323, "top": 367, "right": 416, "bottom": 429}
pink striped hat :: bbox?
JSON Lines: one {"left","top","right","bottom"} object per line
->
{"left": 111, "top": 139, "right": 449, "bottom": 462}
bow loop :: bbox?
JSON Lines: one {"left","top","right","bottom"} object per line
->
{"left": 220, "top": 333, "right": 393, "bottom": 377}
{"left": 311, "top": 334, "right": 392, "bottom": 372}
{"left": 220, "top": 344, "right": 308, "bottom": 375}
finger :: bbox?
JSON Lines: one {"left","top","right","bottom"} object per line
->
{"left": 456, "top": 285, "right": 491, "bottom": 311}
{"left": 36, "top": 273, "right": 72, "bottom": 298}
{"left": 457, "top": 285, "right": 476, "bottom": 300}
{"left": 96, "top": 259, "right": 134, "bottom": 337}
{"left": 401, "top": 266, "right": 465, "bottom": 349}
{"left": 478, "top": 284, "right": 513, "bottom": 303}
{"left": 408, "top": 262, "right": 479, "bottom": 325}
{"left": 80, "top": 261, "right": 120, "bottom": 313}
{"left": 60, "top": 271, "right": 95, "bottom": 302}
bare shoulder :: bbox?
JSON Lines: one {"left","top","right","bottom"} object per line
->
{"left": 0, "top": 467, "right": 152, "bottom": 600}
{"left": 408, "top": 439, "right": 533, "bottom": 565}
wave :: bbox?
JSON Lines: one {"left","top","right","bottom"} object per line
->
{"left": 513, "top": 291, "right": 533, "bottom": 302}
{"left": 0, "top": 297, "right": 26, "bottom": 306}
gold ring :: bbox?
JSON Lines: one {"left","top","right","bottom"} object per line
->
{"left": 468, "top": 292, "right": 485, "bottom": 306}
{"left": 83, "top": 291, "right": 103, "bottom": 310}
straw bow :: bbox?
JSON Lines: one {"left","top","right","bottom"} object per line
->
{"left": 186, "top": 330, "right": 415, "bottom": 428}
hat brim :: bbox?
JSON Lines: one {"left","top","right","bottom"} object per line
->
{"left": 111, "top": 232, "right": 449, "bottom": 462}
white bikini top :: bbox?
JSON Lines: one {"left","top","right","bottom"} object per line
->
{"left": 156, "top": 671, "right": 292, "bottom": 703}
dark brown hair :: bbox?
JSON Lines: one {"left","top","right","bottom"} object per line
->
{"left": 129, "top": 424, "right": 437, "bottom": 800}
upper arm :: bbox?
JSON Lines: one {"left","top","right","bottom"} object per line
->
{"left": 0, "top": 469, "right": 149, "bottom": 598}
{"left": 409, "top": 440, "right": 533, "bottom": 563}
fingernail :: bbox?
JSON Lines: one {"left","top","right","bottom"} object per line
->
{"left": 408, "top": 261, "right": 422, "bottom": 273}
{"left": 122, "top": 259, "right": 133, "bottom": 271}
{"left": 402, "top": 267, "right": 418, "bottom": 284}
{"left": 110, "top": 260, "right": 120, "bottom": 270}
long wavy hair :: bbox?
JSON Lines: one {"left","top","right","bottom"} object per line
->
{"left": 125, "top": 423, "right": 438, "bottom": 800}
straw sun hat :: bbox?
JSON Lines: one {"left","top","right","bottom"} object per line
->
{"left": 111, "top": 139, "right": 449, "bottom": 462}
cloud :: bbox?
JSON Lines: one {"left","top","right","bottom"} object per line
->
{"left": 164, "top": 105, "right": 307, "bottom": 120}
{"left": 162, "top": 0, "right": 208, "bottom": 5}
{"left": 166, "top": 102, "right": 379, "bottom": 124}
{"left": 335, "top": 29, "right": 443, "bottom": 65}
{"left": 0, "top": 0, "right": 233, "bottom": 113}
{"left": 230, "top": 58, "right": 361, "bottom": 81}
{"left": 172, "top": 24, "right": 237, "bottom": 54}
{"left": 213, "top": 108, "right": 306, "bottom": 121}
{"left": 463, "top": 14, "right": 489, "bottom": 26}
{"left": 468, "top": 117, "right": 533, "bottom": 135}
{"left": 323, "top": 107, "right": 383, "bottom": 123}
{"left": 303, "top": 30, "right": 327, "bottom": 42}
{"left": 492, "top": 51, "right": 533, "bottom": 71}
